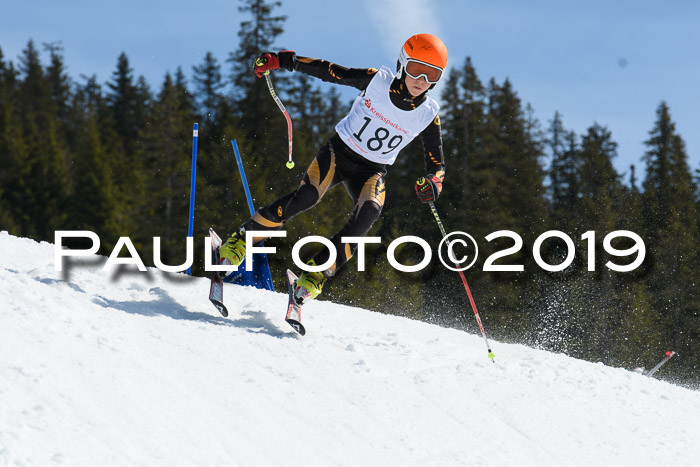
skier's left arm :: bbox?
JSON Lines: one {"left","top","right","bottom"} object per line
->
{"left": 415, "top": 116, "right": 446, "bottom": 204}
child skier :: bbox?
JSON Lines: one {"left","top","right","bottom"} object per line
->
{"left": 220, "top": 33, "right": 448, "bottom": 308}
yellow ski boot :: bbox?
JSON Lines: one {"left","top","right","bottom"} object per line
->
{"left": 219, "top": 231, "right": 246, "bottom": 267}
{"left": 293, "top": 260, "right": 327, "bottom": 305}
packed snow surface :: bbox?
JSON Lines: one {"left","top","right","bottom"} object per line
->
{"left": 1, "top": 231, "right": 699, "bottom": 466}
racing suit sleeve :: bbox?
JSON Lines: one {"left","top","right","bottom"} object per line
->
{"left": 420, "top": 115, "right": 445, "bottom": 181}
{"left": 287, "top": 54, "right": 378, "bottom": 91}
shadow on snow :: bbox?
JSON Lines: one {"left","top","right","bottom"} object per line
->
{"left": 92, "top": 286, "right": 297, "bottom": 339}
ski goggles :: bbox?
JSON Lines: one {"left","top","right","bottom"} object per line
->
{"left": 404, "top": 59, "right": 443, "bottom": 84}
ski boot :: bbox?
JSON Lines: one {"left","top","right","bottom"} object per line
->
{"left": 218, "top": 230, "right": 246, "bottom": 277}
{"left": 292, "top": 260, "right": 327, "bottom": 305}
{"left": 285, "top": 260, "right": 328, "bottom": 336}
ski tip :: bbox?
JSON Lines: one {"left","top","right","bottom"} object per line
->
{"left": 286, "top": 319, "right": 306, "bottom": 336}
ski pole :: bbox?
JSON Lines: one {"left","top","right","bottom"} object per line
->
{"left": 644, "top": 351, "right": 675, "bottom": 377}
{"left": 422, "top": 191, "right": 495, "bottom": 362}
{"left": 255, "top": 58, "right": 294, "bottom": 169}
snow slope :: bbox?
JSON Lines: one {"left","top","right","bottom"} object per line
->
{"left": 1, "top": 231, "right": 699, "bottom": 467}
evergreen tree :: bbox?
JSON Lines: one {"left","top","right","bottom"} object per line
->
{"left": 228, "top": 0, "right": 286, "bottom": 145}
{"left": 215, "top": 0, "right": 292, "bottom": 289}
{"left": 576, "top": 123, "right": 620, "bottom": 233}
{"left": 547, "top": 112, "right": 566, "bottom": 202}
{"left": 104, "top": 53, "right": 152, "bottom": 248}
{"left": 191, "top": 53, "right": 230, "bottom": 234}
{"left": 68, "top": 75, "right": 120, "bottom": 241}
{"left": 224, "top": 0, "right": 291, "bottom": 224}
{"left": 467, "top": 78, "right": 546, "bottom": 340}
{"left": 106, "top": 52, "right": 140, "bottom": 153}
{"left": 642, "top": 102, "right": 700, "bottom": 381}
{"left": 576, "top": 124, "right": 625, "bottom": 359}
{"left": 138, "top": 72, "right": 196, "bottom": 264}
{"left": 440, "top": 57, "right": 487, "bottom": 229}
{"left": 0, "top": 48, "right": 19, "bottom": 231}
{"left": 11, "top": 40, "right": 70, "bottom": 238}
{"left": 0, "top": 48, "right": 30, "bottom": 234}
{"left": 483, "top": 78, "right": 546, "bottom": 235}
{"left": 43, "top": 42, "right": 71, "bottom": 123}
{"left": 192, "top": 52, "right": 224, "bottom": 129}
{"left": 412, "top": 57, "right": 489, "bottom": 327}
{"left": 615, "top": 160, "right": 660, "bottom": 368}
{"left": 546, "top": 113, "right": 587, "bottom": 234}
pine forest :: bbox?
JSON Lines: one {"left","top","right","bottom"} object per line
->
{"left": 1, "top": 0, "right": 698, "bottom": 385}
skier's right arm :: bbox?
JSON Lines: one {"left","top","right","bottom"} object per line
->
{"left": 254, "top": 51, "right": 376, "bottom": 91}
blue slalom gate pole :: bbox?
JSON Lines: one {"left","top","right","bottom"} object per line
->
{"left": 186, "top": 123, "right": 199, "bottom": 275}
{"left": 231, "top": 139, "right": 255, "bottom": 216}
{"left": 229, "top": 139, "right": 275, "bottom": 291}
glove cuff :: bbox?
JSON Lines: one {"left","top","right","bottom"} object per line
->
{"left": 278, "top": 51, "right": 297, "bottom": 71}
{"left": 427, "top": 174, "right": 442, "bottom": 195}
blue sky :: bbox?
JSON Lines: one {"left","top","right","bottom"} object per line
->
{"left": 2, "top": 0, "right": 699, "bottom": 181}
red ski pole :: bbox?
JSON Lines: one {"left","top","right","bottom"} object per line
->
{"left": 644, "top": 351, "right": 675, "bottom": 377}
{"left": 255, "top": 58, "right": 294, "bottom": 169}
{"left": 426, "top": 198, "right": 495, "bottom": 362}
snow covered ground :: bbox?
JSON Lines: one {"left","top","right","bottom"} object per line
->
{"left": 1, "top": 231, "right": 699, "bottom": 466}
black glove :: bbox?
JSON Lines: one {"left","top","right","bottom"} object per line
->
{"left": 415, "top": 175, "right": 442, "bottom": 203}
{"left": 253, "top": 51, "right": 296, "bottom": 77}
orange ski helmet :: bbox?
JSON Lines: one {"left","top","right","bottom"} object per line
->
{"left": 396, "top": 34, "right": 448, "bottom": 86}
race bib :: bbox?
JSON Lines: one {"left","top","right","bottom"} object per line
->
{"left": 335, "top": 66, "right": 439, "bottom": 165}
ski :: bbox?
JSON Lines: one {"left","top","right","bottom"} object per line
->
{"left": 285, "top": 269, "right": 306, "bottom": 336}
{"left": 208, "top": 228, "right": 229, "bottom": 317}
